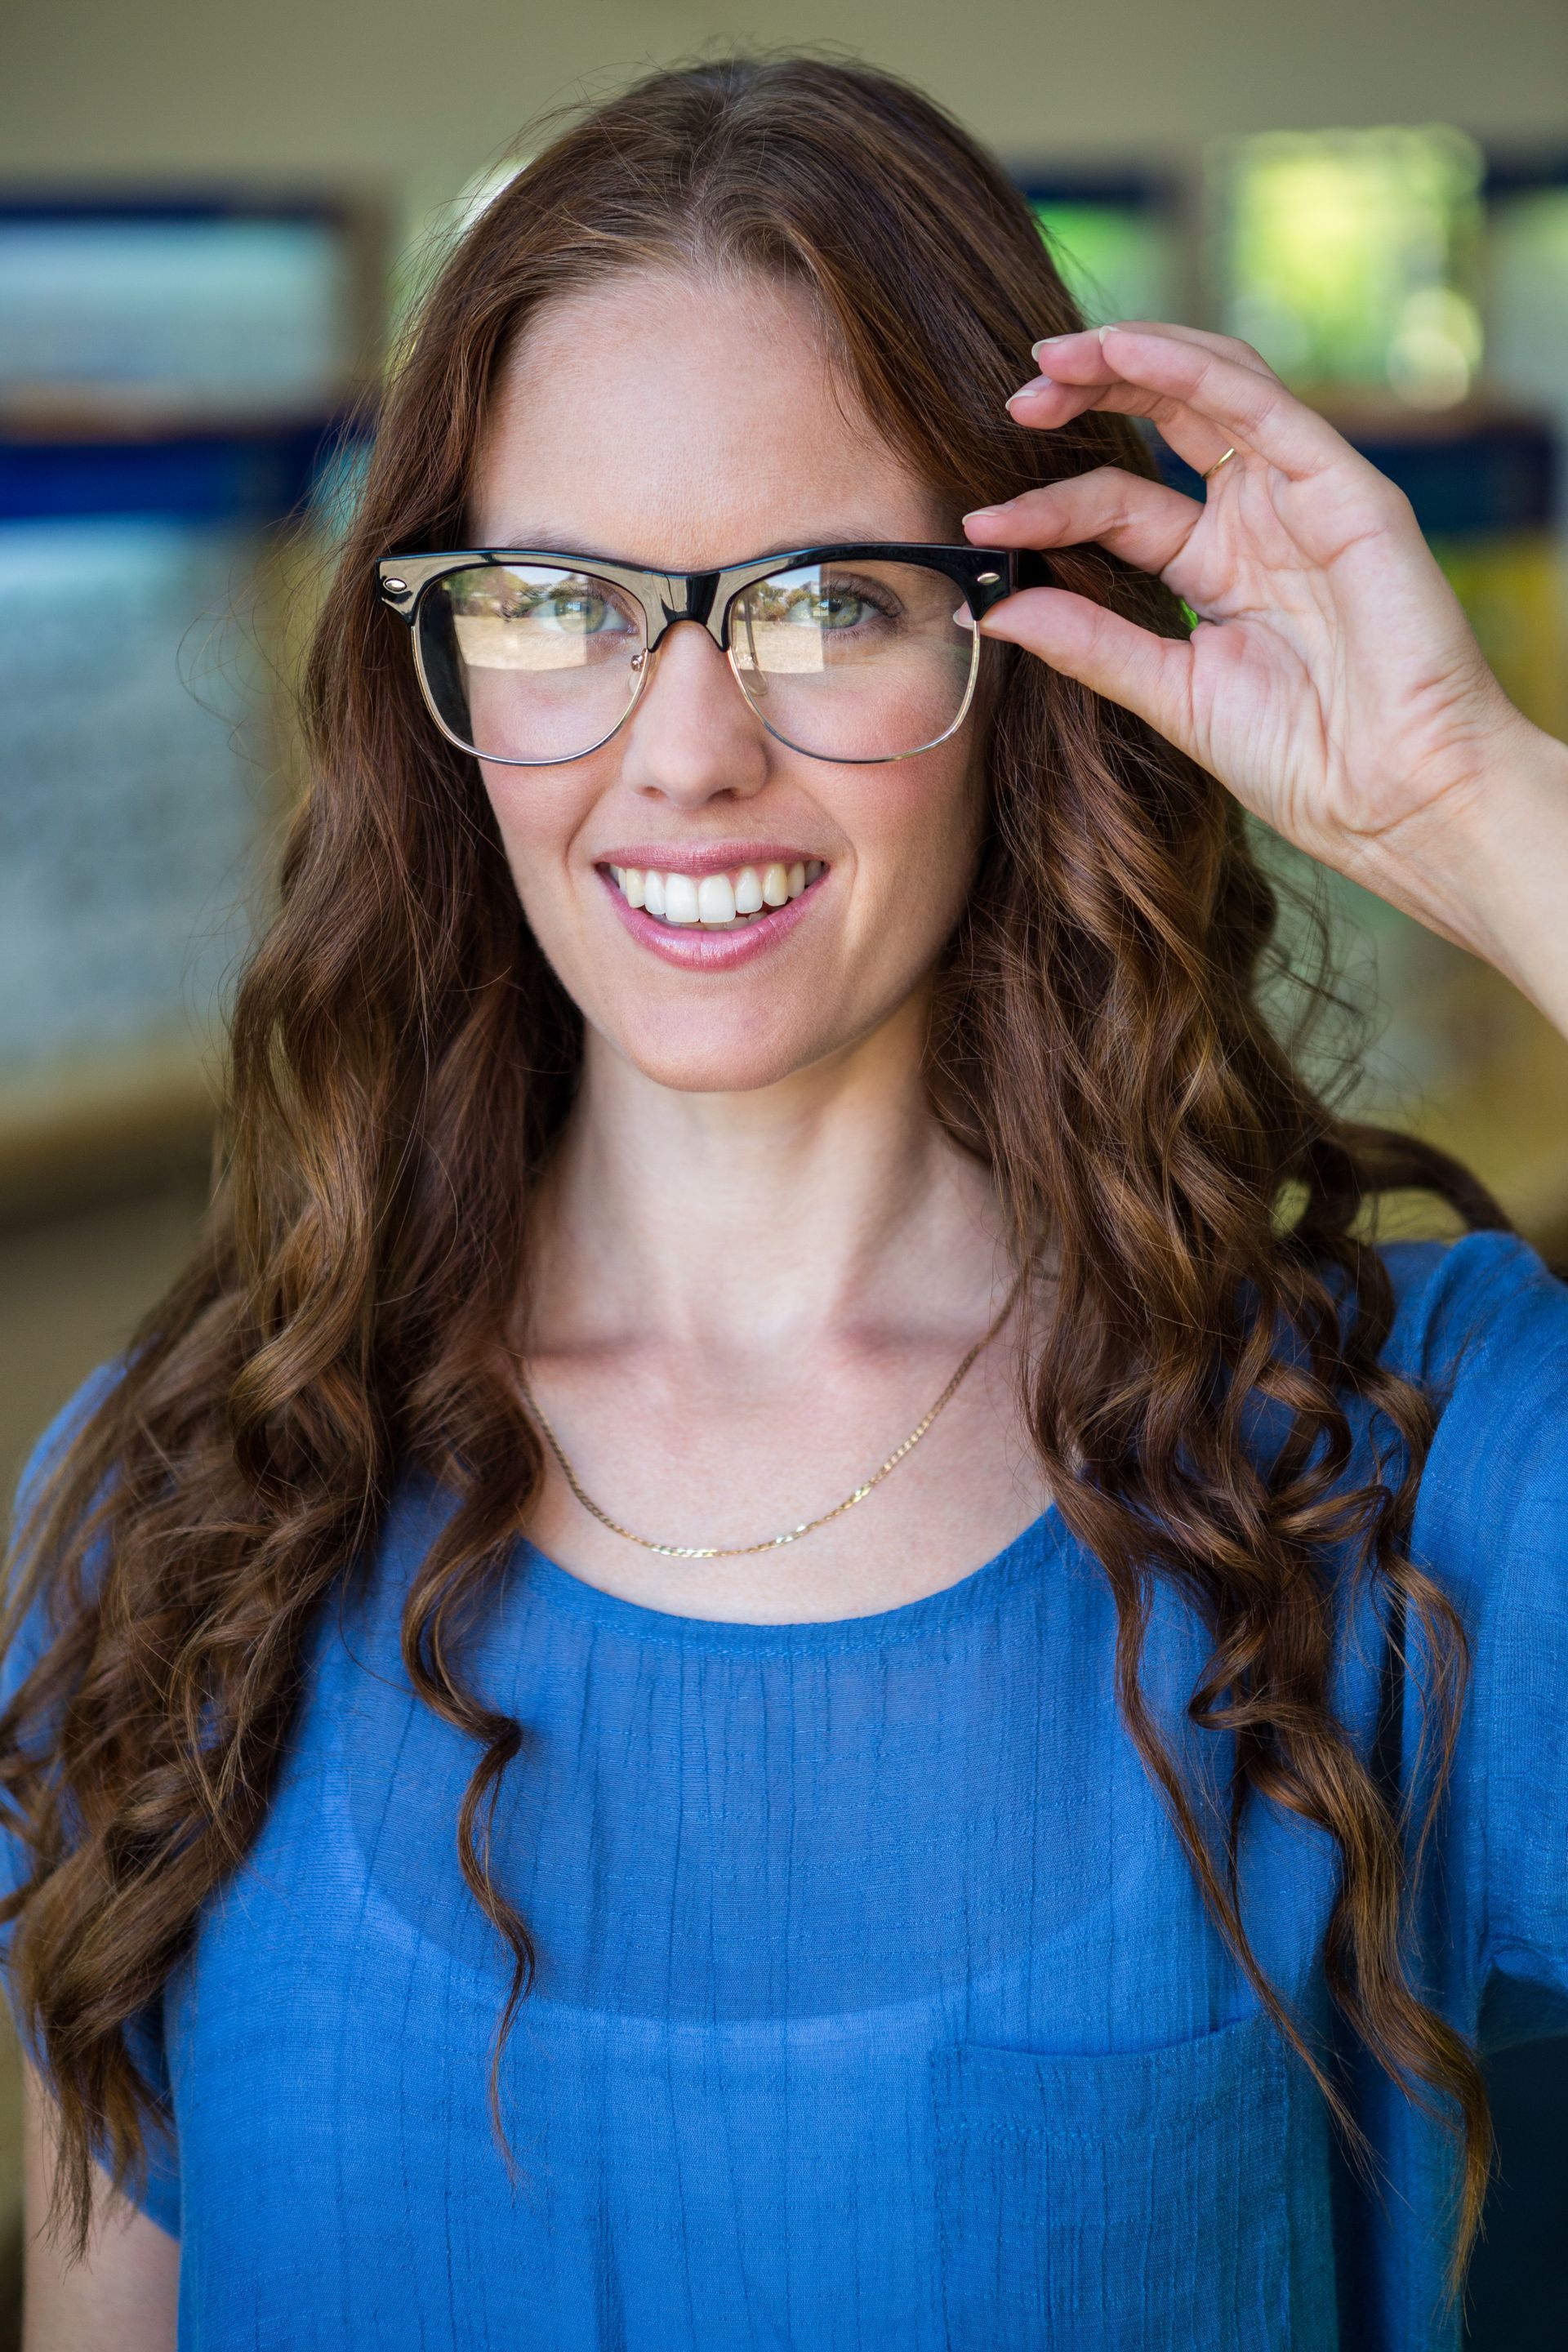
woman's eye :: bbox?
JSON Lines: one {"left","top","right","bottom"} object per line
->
{"left": 538, "top": 591, "right": 611, "bottom": 631}
{"left": 811, "top": 592, "right": 866, "bottom": 629}
{"left": 482, "top": 585, "right": 634, "bottom": 634}
{"left": 786, "top": 586, "right": 885, "bottom": 630}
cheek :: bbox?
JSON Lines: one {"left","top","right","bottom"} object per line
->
{"left": 477, "top": 761, "right": 594, "bottom": 934}
{"left": 842, "top": 745, "right": 989, "bottom": 947}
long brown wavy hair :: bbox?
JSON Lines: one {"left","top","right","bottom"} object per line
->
{"left": 2, "top": 50, "right": 1511, "bottom": 2292}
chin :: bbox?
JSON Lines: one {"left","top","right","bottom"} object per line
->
{"left": 607, "top": 1000, "right": 844, "bottom": 1095}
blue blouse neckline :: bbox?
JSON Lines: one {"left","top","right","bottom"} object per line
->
{"left": 513, "top": 1503, "right": 1070, "bottom": 1658}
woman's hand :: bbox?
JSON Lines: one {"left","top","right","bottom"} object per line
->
{"left": 968, "top": 322, "right": 1568, "bottom": 1035}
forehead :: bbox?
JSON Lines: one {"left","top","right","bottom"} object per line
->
{"left": 471, "top": 265, "right": 947, "bottom": 568}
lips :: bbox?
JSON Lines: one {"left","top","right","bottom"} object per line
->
{"left": 596, "top": 857, "right": 829, "bottom": 969}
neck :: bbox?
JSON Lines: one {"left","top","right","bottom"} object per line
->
{"left": 522, "top": 988, "right": 1012, "bottom": 1358}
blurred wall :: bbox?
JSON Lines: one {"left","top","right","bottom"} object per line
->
{"left": 6, "top": 0, "right": 1568, "bottom": 224}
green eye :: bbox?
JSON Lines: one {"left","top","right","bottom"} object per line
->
{"left": 810, "top": 590, "right": 867, "bottom": 629}
{"left": 543, "top": 590, "right": 609, "bottom": 631}
{"left": 770, "top": 586, "right": 878, "bottom": 630}
{"left": 451, "top": 574, "right": 631, "bottom": 632}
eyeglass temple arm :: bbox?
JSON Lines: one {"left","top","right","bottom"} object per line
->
{"left": 1009, "top": 549, "right": 1187, "bottom": 608}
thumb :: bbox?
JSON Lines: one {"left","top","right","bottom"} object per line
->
{"left": 981, "top": 586, "right": 1193, "bottom": 748}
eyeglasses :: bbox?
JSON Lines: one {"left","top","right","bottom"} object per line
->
{"left": 376, "top": 541, "right": 1050, "bottom": 767}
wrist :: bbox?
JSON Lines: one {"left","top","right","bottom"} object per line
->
{"left": 1363, "top": 717, "right": 1568, "bottom": 1027}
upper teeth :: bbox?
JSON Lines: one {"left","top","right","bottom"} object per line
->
{"left": 609, "top": 859, "right": 823, "bottom": 926}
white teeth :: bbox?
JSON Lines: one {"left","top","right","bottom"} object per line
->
{"left": 697, "top": 873, "right": 737, "bottom": 925}
{"left": 663, "top": 871, "right": 700, "bottom": 924}
{"left": 610, "top": 859, "right": 826, "bottom": 927}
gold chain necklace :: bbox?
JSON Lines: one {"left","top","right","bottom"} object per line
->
{"left": 514, "top": 1273, "right": 1025, "bottom": 1561}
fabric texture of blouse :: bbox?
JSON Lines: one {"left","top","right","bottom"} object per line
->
{"left": 2, "top": 1230, "right": 1567, "bottom": 2350}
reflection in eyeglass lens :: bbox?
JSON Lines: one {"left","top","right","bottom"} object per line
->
{"left": 728, "top": 562, "right": 977, "bottom": 759}
{"left": 422, "top": 563, "right": 649, "bottom": 764}
{"left": 448, "top": 566, "right": 643, "bottom": 670}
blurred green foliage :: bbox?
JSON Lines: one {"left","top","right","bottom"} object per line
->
{"left": 1209, "top": 127, "right": 1485, "bottom": 405}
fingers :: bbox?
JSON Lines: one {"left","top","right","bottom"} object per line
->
{"left": 964, "top": 467, "right": 1204, "bottom": 579}
{"left": 978, "top": 583, "right": 1194, "bottom": 750}
{"left": 1007, "top": 322, "right": 1348, "bottom": 483}
{"left": 1004, "top": 369, "right": 1234, "bottom": 478}
{"left": 1040, "top": 320, "right": 1279, "bottom": 380}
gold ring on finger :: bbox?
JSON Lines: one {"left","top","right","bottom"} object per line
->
{"left": 1201, "top": 446, "right": 1237, "bottom": 483}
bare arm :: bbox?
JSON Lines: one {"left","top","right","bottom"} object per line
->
{"left": 20, "top": 2057, "right": 178, "bottom": 2352}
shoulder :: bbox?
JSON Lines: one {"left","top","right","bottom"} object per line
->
{"left": 4, "top": 1361, "right": 124, "bottom": 1698}
{"left": 11, "top": 1361, "right": 123, "bottom": 1519}
{"left": 1376, "top": 1228, "right": 1568, "bottom": 1401}
{"left": 1371, "top": 1241, "right": 1568, "bottom": 2014}
{"left": 1373, "top": 1232, "right": 1568, "bottom": 1606}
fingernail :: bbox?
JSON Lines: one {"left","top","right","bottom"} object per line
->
{"left": 1098, "top": 322, "right": 1125, "bottom": 341}
{"left": 963, "top": 505, "right": 1004, "bottom": 523}
{"left": 1005, "top": 374, "right": 1055, "bottom": 406}
{"left": 1030, "top": 335, "right": 1069, "bottom": 357}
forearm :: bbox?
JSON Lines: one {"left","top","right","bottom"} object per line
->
{"left": 1353, "top": 719, "right": 1568, "bottom": 1045}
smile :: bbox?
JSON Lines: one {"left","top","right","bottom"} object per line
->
{"left": 595, "top": 852, "right": 831, "bottom": 969}
{"left": 608, "top": 858, "right": 826, "bottom": 928}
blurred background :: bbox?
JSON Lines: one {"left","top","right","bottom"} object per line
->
{"left": 1, "top": 0, "right": 1565, "bottom": 2341}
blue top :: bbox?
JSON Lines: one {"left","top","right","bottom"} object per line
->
{"left": 3, "top": 1231, "right": 1567, "bottom": 2351}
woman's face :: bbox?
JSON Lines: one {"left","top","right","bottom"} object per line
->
{"left": 470, "top": 266, "right": 992, "bottom": 1094}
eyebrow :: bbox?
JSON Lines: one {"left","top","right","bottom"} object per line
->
{"left": 481, "top": 528, "right": 924, "bottom": 567}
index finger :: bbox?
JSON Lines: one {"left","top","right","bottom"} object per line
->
{"left": 1033, "top": 324, "right": 1350, "bottom": 483}
{"left": 1035, "top": 318, "right": 1279, "bottom": 383}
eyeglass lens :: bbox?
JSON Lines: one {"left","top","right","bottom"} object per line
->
{"left": 415, "top": 559, "right": 980, "bottom": 764}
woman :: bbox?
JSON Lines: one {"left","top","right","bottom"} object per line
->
{"left": 4, "top": 52, "right": 1567, "bottom": 2352}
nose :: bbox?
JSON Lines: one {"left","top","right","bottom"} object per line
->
{"left": 616, "top": 620, "right": 769, "bottom": 807}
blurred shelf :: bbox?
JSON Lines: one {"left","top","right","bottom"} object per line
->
{"left": 0, "top": 411, "right": 368, "bottom": 523}
{"left": 0, "top": 1040, "right": 216, "bottom": 1226}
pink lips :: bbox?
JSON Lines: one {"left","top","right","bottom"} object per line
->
{"left": 596, "top": 863, "right": 827, "bottom": 969}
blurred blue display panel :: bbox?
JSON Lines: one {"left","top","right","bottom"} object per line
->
{"left": 0, "top": 210, "right": 354, "bottom": 416}
{"left": 0, "top": 514, "right": 261, "bottom": 1076}
{"left": 0, "top": 423, "right": 343, "bottom": 523}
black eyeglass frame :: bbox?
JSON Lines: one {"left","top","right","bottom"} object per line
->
{"left": 376, "top": 541, "right": 1053, "bottom": 767}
